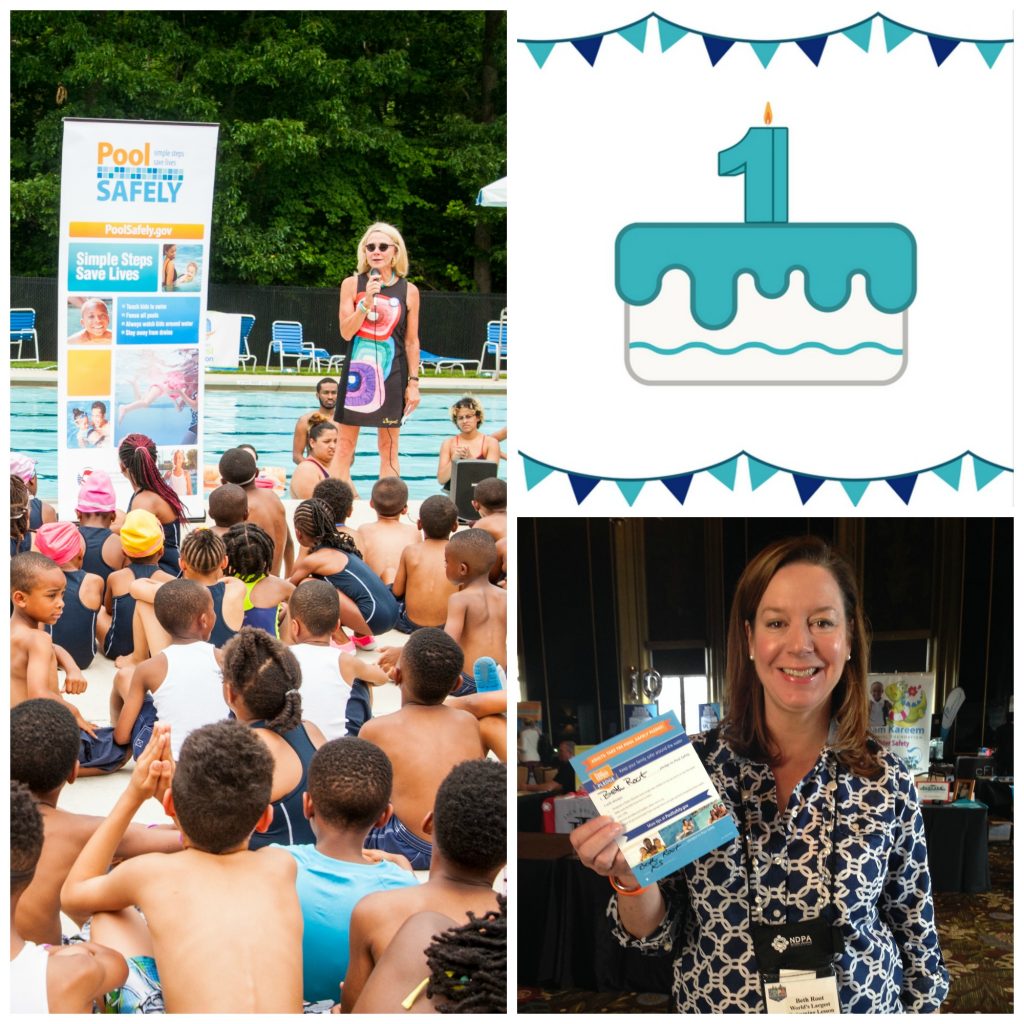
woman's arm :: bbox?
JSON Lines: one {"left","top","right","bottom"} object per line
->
{"left": 339, "top": 274, "right": 377, "bottom": 342}
{"left": 403, "top": 282, "right": 421, "bottom": 416}
{"left": 437, "top": 437, "right": 455, "bottom": 485}
{"left": 483, "top": 436, "right": 502, "bottom": 462}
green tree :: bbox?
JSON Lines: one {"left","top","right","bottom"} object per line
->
{"left": 11, "top": 11, "right": 506, "bottom": 291}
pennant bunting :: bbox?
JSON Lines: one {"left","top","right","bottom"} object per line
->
{"left": 885, "top": 474, "right": 918, "bottom": 505}
{"left": 882, "top": 18, "right": 915, "bottom": 51}
{"left": 793, "top": 474, "right": 825, "bottom": 504}
{"left": 568, "top": 473, "right": 601, "bottom": 503}
{"left": 618, "top": 19, "right": 648, "bottom": 53}
{"left": 842, "top": 19, "right": 873, "bottom": 52}
{"left": 976, "top": 41, "right": 1006, "bottom": 68}
{"left": 657, "top": 19, "right": 688, "bottom": 52}
{"left": 750, "top": 41, "right": 780, "bottom": 68}
{"left": 662, "top": 473, "right": 693, "bottom": 505}
{"left": 747, "top": 457, "right": 779, "bottom": 490}
{"left": 521, "top": 16, "right": 1010, "bottom": 69}
{"left": 931, "top": 457, "right": 963, "bottom": 491}
{"left": 973, "top": 456, "right": 1005, "bottom": 491}
{"left": 615, "top": 479, "right": 646, "bottom": 505}
{"left": 703, "top": 35, "right": 735, "bottom": 66}
{"left": 523, "top": 455, "right": 555, "bottom": 490}
{"left": 927, "top": 35, "right": 959, "bottom": 66}
{"left": 796, "top": 35, "right": 828, "bottom": 66}
{"left": 572, "top": 35, "right": 603, "bottom": 66}
{"left": 707, "top": 457, "right": 738, "bottom": 490}
{"left": 840, "top": 480, "right": 870, "bottom": 506}
{"left": 524, "top": 41, "right": 556, "bottom": 68}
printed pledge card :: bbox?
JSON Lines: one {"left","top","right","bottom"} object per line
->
{"left": 571, "top": 712, "right": 738, "bottom": 887}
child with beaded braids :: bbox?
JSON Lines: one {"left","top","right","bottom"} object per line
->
{"left": 220, "top": 627, "right": 327, "bottom": 849}
{"left": 225, "top": 522, "right": 295, "bottom": 638}
{"left": 11, "top": 473, "right": 32, "bottom": 555}
{"left": 289, "top": 498, "right": 399, "bottom": 648}
{"left": 131, "top": 527, "right": 245, "bottom": 655}
{"left": 118, "top": 433, "right": 188, "bottom": 575}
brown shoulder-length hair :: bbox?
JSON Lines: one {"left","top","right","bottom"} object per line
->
{"left": 721, "top": 536, "right": 879, "bottom": 777}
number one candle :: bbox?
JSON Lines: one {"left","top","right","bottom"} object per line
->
{"left": 718, "top": 102, "right": 789, "bottom": 224}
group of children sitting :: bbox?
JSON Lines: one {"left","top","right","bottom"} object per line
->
{"left": 9, "top": 446, "right": 508, "bottom": 1013}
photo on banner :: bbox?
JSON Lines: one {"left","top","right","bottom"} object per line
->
{"left": 56, "top": 118, "right": 219, "bottom": 518}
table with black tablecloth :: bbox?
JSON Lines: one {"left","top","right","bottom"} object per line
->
{"left": 920, "top": 800, "right": 990, "bottom": 893}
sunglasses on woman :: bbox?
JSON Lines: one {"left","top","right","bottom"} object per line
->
{"left": 364, "top": 242, "right": 393, "bottom": 253}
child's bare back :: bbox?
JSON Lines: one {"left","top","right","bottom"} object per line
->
{"left": 10, "top": 618, "right": 59, "bottom": 707}
{"left": 358, "top": 519, "right": 421, "bottom": 585}
{"left": 395, "top": 538, "right": 457, "bottom": 628}
{"left": 446, "top": 581, "right": 507, "bottom": 672}
{"left": 360, "top": 704, "right": 484, "bottom": 842}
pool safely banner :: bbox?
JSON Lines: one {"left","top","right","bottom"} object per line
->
{"left": 57, "top": 118, "right": 219, "bottom": 518}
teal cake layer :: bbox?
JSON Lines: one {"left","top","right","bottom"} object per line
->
{"left": 615, "top": 223, "right": 916, "bottom": 331}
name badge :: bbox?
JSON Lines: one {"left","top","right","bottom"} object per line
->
{"left": 764, "top": 968, "right": 841, "bottom": 1014}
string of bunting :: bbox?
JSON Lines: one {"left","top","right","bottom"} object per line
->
{"left": 520, "top": 11, "right": 1011, "bottom": 69}
{"left": 521, "top": 451, "right": 1012, "bottom": 507}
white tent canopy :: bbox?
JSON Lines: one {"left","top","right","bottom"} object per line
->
{"left": 476, "top": 175, "right": 507, "bottom": 207}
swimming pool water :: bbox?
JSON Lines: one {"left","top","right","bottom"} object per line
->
{"left": 12, "top": 384, "right": 506, "bottom": 501}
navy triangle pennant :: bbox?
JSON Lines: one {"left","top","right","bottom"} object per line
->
{"left": 927, "top": 35, "right": 959, "bottom": 66}
{"left": 568, "top": 473, "right": 600, "bottom": 504}
{"left": 703, "top": 35, "right": 735, "bottom": 66}
{"left": 662, "top": 474, "right": 693, "bottom": 505}
{"left": 793, "top": 474, "right": 825, "bottom": 504}
{"left": 571, "top": 34, "right": 603, "bottom": 66}
{"left": 796, "top": 35, "right": 828, "bottom": 66}
{"left": 886, "top": 473, "right": 918, "bottom": 504}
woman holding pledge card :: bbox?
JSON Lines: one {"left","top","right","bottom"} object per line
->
{"left": 570, "top": 536, "right": 948, "bottom": 1013}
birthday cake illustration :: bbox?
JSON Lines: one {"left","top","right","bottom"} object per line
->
{"left": 617, "top": 106, "right": 916, "bottom": 386}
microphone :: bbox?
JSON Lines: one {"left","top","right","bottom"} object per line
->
{"left": 365, "top": 267, "right": 381, "bottom": 321}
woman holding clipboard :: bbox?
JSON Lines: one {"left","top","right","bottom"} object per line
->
{"left": 570, "top": 536, "right": 948, "bottom": 1013}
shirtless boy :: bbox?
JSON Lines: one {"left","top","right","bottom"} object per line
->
{"left": 361, "top": 629, "right": 486, "bottom": 869}
{"left": 444, "top": 528, "right": 507, "bottom": 693}
{"left": 61, "top": 722, "right": 304, "bottom": 1013}
{"left": 11, "top": 699, "right": 181, "bottom": 947}
{"left": 342, "top": 758, "right": 506, "bottom": 1010}
{"left": 391, "top": 494, "right": 458, "bottom": 630}
{"left": 207, "top": 482, "right": 248, "bottom": 538}
{"left": 219, "top": 447, "right": 294, "bottom": 575}
{"left": 470, "top": 477, "right": 507, "bottom": 543}
{"left": 357, "top": 476, "right": 420, "bottom": 585}
{"left": 11, "top": 781, "right": 128, "bottom": 1013}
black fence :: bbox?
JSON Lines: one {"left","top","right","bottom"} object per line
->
{"left": 12, "top": 277, "right": 506, "bottom": 365}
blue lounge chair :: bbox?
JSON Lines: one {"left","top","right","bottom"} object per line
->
{"left": 267, "top": 320, "right": 330, "bottom": 372}
{"left": 480, "top": 309, "right": 507, "bottom": 374}
{"left": 419, "top": 347, "right": 480, "bottom": 376}
{"left": 238, "top": 314, "right": 257, "bottom": 371}
{"left": 11, "top": 308, "right": 39, "bottom": 362}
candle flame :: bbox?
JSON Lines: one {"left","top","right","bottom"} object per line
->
{"left": 764, "top": 102, "right": 773, "bottom": 125}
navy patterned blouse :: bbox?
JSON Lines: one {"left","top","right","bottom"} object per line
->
{"left": 609, "top": 729, "right": 949, "bottom": 1013}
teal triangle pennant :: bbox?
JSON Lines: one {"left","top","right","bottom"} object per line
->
{"left": 750, "top": 41, "right": 780, "bottom": 68}
{"left": 748, "top": 457, "right": 778, "bottom": 491}
{"left": 618, "top": 19, "right": 647, "bottom": 52}
{"left": 976, "top": 41, "right": 1006, "bottom": 68}
{"left": 842, "top": 19, "right": 873, "bottom": 52}
{"left": 524, "top": 41, "right": 556, "bottom": 68}
{"left": 523, "top": 456, "right": 555, "bottom": 490}
{"left": 615, "top": 479, "right": 645, "bottom": 505}
{"left": 657, "top": 19, "right": 688, "bottom": 52}
{"left": 840, "top": 480, "right": 870, "bottom": 506}
{"left": 882, "top": 18, "right": 914, "bottom": 52}
{"left": 931, "top": 457, "right": 963, "bottom": 491}
{"left": 707, "top": 457, "right": 738, "bottom": 491}
{"left": 973, "top": 456, "right": 1006, "bottom": 491}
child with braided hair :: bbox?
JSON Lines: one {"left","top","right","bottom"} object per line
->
{"left": 118, "top": 433, "right": 188, "bottom": 575}
{"left": 288, "top": 498, "right": 399, "bottom": 649}
{"left": 219, "top": 627, "right": 327, "bottom": 849}
{"left": 11, "top": 473, "right": 32, "bottom": 555}
{"left": 225, "top": 522, "right": 295, "bottom": 638}
{"left": 311, "top": 477, "right": 359, "bottom": 544}
{"left": 130, "top": 528, "right": 245, "bottom": 656}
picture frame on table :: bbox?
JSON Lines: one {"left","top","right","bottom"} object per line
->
{"left": 954, "top": 779, "right": 975, "bottom": 803}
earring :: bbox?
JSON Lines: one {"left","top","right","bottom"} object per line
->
{"left": 749, "top": 654, "right": 754, "bottom": 662}
{"left": 847, "top": 654, "right": 851, "bottom": 661}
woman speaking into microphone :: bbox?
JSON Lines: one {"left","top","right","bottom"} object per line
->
{"left": 335, "top": 222, "right": 421, "bottom": 489}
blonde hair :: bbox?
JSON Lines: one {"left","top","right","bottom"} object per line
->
{"left": 356, "top": 222, "right": 409, "bottom": 277}
{"left": 450, "top": 396, "right": 485, "bottom": 427}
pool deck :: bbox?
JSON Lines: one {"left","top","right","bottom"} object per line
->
{"left": 11, "top": 366, "right": 507, "bottom": 394}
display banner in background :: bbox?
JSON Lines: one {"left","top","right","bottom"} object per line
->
{"left": 867, "top": 672, "right": 936, "bottom": 773}
{"left": 57, "top": 118, "right": 219, "bottom": 518}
